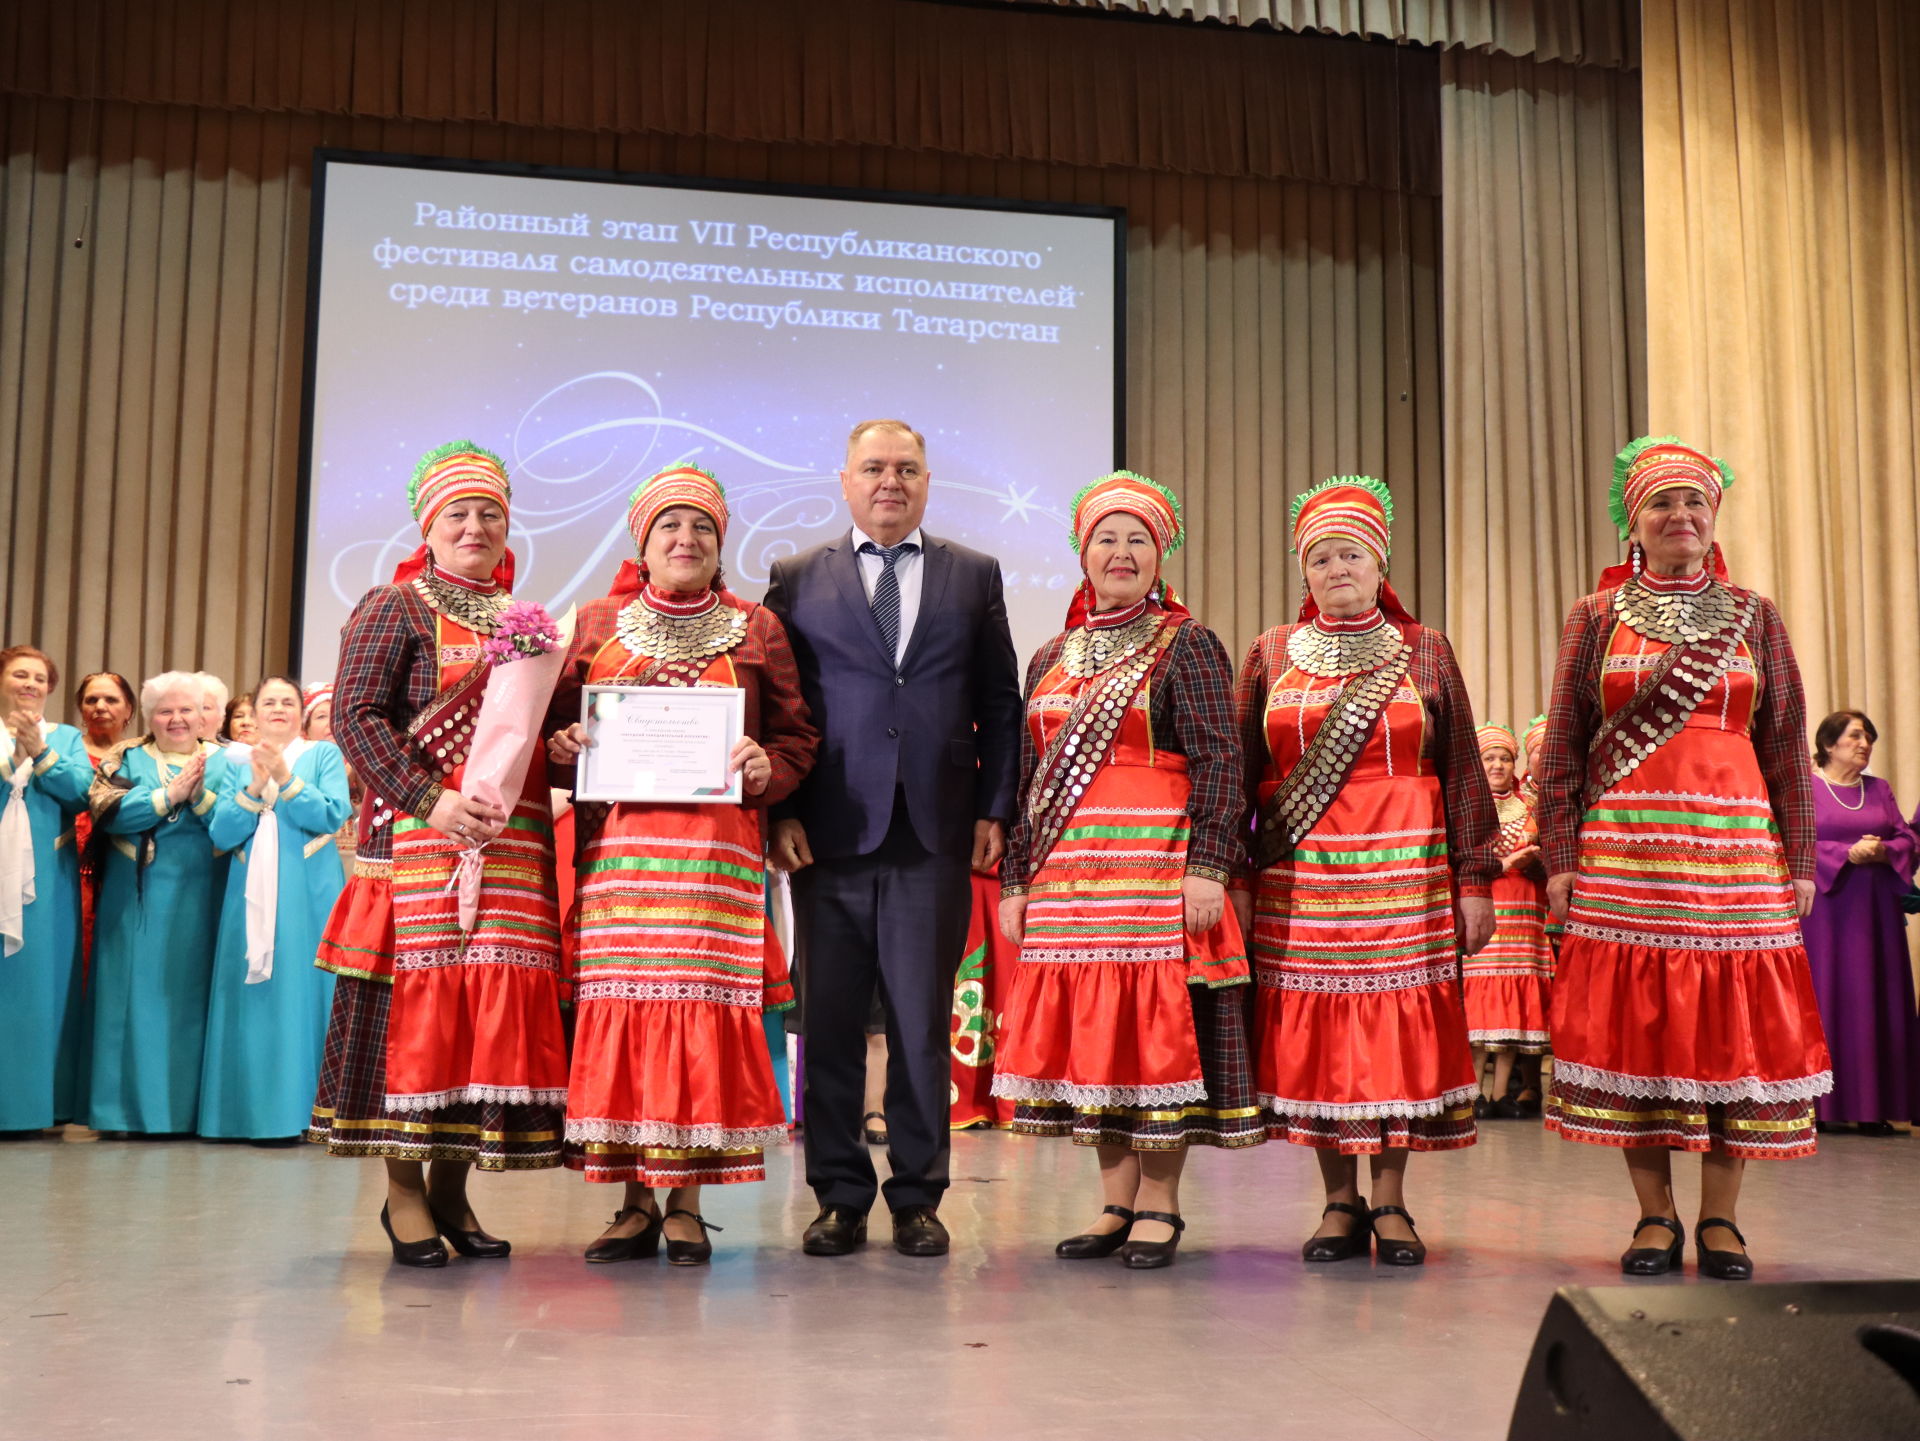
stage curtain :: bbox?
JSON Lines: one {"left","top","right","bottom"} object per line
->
{"left": 1440, "top": 49, "right": 1646, "bottom": 730}
{"left": 0, "top": 0, "right": 1436, "bottom": 193}
{"left": 1641, "top": 0, "right": 1920, "bottom": 804}
{"left": 1002, "top": 0, "right": 1640, "bottom": 68}
{"left": 0, "top": 94, "right": 1439, "bottom": 688}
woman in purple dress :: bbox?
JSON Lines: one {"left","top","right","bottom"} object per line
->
{"left": 1805, "top": 710, "right": 1920, "bottom": 1134}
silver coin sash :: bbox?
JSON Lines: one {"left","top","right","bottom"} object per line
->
{"left": 1584, "top": 586, "right": 1761, "bottom": 805}
{"left": 1022, "top": 618, "right": 1178, "bottom": 875}
{"left": 1254, "top": 630, "right": 1415, "bottom": 870}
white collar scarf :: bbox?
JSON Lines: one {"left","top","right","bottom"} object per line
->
{"left": 0, "top": 721, "right": 50, "bottom": 955}
{"left": 225, "top": 737, "right": 310, "bottom": 983}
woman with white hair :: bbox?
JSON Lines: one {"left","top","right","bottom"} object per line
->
{"left": 83, "top": 670, "right": 230, "bottom": 1133}
{"left": 193, "top": 673, "right": 230, "bottom": 744}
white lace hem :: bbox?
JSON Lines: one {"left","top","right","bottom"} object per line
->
{"left": 1259, "top": 1083, "right": 1479, "bottom": 1120}
{"left": 385, "top": 1085, "right": 567, "bottom": 1113}
{"left": 1562, "top": 922, "right": 1804, "bottom": 952}
{"left": 990, "top": 1074, "right": 1207, "bottom": 1107}
{"left": 1256, "top": 963, "right": 1459, "bottom": 995}
{"left": 573, "top": 979, "right": 761, "bottom": 1007}
{"left": 1550, "top": 1060, "right": 1833, "bottom": 1104}
{"left": 564, "top": 1118, "right": 788, "bottom": 1150}
{"left": 391, "top": 944, "right": 558, "bottom": 973}
{"left": 1016, "top": 945, "right": 1186, "bottom": 966}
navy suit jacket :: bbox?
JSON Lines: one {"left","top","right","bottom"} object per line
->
{"left": 764, "top": 529, "right": 1022, "bottom": 861}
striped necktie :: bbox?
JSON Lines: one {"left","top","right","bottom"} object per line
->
{"left": 859, "top": 539, "right": 917, "bottom": 659}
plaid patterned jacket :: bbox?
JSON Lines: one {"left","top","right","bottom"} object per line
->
{"left": 1003, "top": 616, "right": 1245, "bottom": 888}
{"left": 1234, "top": 621, "right": 1501, "bottom": 895}
{"left": 329, "top": 583, "right": 454, "bottom": 863}
{"left": 1534, "top": 585, "right": 1814, "bottom": 881}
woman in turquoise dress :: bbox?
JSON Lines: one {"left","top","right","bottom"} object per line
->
{"left": 199, "top": 676, "right": 351, "bottom": 1140}
{"left": 0, "top": 645, "right": 93, "bottom": 1131}
{"left": 85, "top": 671, "right": 230, "bottom": 1134}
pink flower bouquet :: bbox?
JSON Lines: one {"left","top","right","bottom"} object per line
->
{"left": 451, "top": 600, "right": 574, "bottom": 932}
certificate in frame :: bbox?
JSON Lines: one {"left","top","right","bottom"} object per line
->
{"left": 575, "top": 683, "right": 745, "bottom": 804}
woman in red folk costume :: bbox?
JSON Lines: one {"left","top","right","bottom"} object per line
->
{"left": 1537, "top": 437, "right": 1829, "bottom": 1281}
{"left": 993, "top": 473, "right": 1256, "bottom": 1271}
{"left": 1462, "top": 723, "right": 1552, "bottom": 1119}
{"left": 546, "top": 465, "right": 818, "bottom": 1266}
{"left": 307, "top": 441, "right": 569, "bottom": 1268}
{"left": 1519, "top": 713, "right": 1562, "bottom": 960}
{"left": 1234, "top": 477, "right": 1498, "bottom": 1267}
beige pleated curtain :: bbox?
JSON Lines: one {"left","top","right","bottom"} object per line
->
{"left": 0, "top": 0, "right": 1442, "bottom": 696}
{"left": 1440, "top": 50, "right": 1646, "bottom": 730}
{"left": 1014, "top": 0, "right": 1641, "bottom": 67}
{"left": 1642, "top": 0, "right": 1920, "bottom": 804}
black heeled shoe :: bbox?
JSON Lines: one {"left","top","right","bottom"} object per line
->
{"left": 380, "top": 1202, "right": 449, "bottom": 1269}
{"left": 663, "top": 1209, "right": 722, "bottom": 1266}
{"left": 862, "top": 1111, "right": 890, "bottom": 1145}
{"left": 1369, "top": 1205, "right": 1427, "bottom": 1266}
{"left": 1056, "top": 1205, "right": 1135, "bottom": 1259}
{"left": 1620, "top": 1214, "right": 1684, "bottom": 1276}
{"left": 429, "top": 1202, "right": 511, "bottom": 1259}
{"left": 584, "top": 1205, "right": 663, "bottom": 1264}
{"left": 1695, "top": 1217, "right": 1754, "bottom": 1281}
{"left": 1302, "top": 1199, "right": 1372, "bottom": 1263}
{"left": 1472, "top": 1095, "right": 1493, "bottom": 1120}
{"left": 1118, "top": 1210, "right": 1184, "bottom": 1270}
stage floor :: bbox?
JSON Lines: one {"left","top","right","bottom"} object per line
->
{"left": 3, "top": 1123, "right": 1916, "bottom": 1441}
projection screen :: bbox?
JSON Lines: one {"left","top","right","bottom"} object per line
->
{"left": 295, "top": 153, "right": 1124, "bottom": 674}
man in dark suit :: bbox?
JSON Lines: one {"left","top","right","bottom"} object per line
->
{"left": 764, "top": 419, "right": 1021, "bottom": 1257}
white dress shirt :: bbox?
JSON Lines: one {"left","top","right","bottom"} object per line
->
{"left": 849, "top": 524, "right": 925, "bottom": 667}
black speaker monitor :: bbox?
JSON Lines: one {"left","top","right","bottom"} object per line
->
{"left": 1508, "top": 1280, "right": 1920, "bottom": 1441}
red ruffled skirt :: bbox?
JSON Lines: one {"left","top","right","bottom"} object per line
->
{"left": 990, "top": 759, "right": 1261, "bottom": 1150}
{"left": 1252, "top": 771, "right": 1478, "bottom": 1154}
{"left": 1462, "top": 870, "right": 1553, "bottom": 1052}
{"left": 1545, "top": 723, "right": 1830, "bottom": 1159}
{"left": 561, "top": 800, "right": 790, "bottom": 1185}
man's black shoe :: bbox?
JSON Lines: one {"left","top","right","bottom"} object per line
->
{"left": 891, "top": 1205, "right": 949, "bottom": 1257}
{"left": 801, "top": 1204, "right": 868, "bottom": 1256}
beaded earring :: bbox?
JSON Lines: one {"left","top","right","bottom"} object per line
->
{"left": 1630, "top": 542, "right": 1644, "bottom": 578}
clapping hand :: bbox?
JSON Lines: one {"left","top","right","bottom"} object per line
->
{"left": 166, "top": 753, "right": 207, "bottom": 809}
{"left": 249, "top": 744, "right": 274, "bottom": 793}
{"left": 6, "top": 706, "right": 43, "bottom": 764}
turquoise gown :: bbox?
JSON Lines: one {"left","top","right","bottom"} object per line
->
{"left": 86, "top": 741, "right": 229, "bottom": 1133}
{"left": 198, "top": 741, "right": 350, "bottom": 1138}
{"left": 0, "top": 724, "right": 93, "bottom": 1130}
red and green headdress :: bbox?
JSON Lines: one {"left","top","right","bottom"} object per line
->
{"left": 1291, "top": 475, "right": 1393, "bottom": 570}
{"left": 409, "top": 440, "right": 512, "bottom": 533}
{"left": 1069, "top": 471, "right": 1184, "bottom": 559}
{"left": 628, "top": 464, "right": 728, "bottom": 551}
{"left": 395, "top": 440, "right": 514, "bottom": 586}
{"left": 1610, "top": 435, "right": 1733, "bottom": 541}
{"left": 1476, "top": 723, "right": 1520, "bottom": 758}
{"left": 1289, "top": 474, "right": 1416, "bottom": 624}
{"left": 1063, "top": 470, "right": 1191, "bottom": 627}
